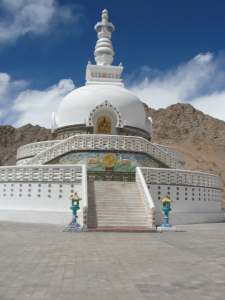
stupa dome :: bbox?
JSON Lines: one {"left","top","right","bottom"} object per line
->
{"left": 52, "top": 84, "right": 152, "bottom": 135}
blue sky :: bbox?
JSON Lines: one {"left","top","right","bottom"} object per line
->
{"left": 0, "top": 0, "right": 225, "bottom": 128}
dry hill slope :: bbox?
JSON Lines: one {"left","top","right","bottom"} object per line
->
{"left": 0, "top": 103, "right": 224, "bottom": 210}
{"left": 145, "top": 103, "right": 225, "bottom": 210}
{"left": 0, "top": 124, "right": 53, "bottom": 166}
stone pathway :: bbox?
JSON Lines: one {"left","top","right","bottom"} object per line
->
{"left": 0, "top": 221, "right": 225, "bottom": 299}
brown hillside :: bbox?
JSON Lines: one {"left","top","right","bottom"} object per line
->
{"left": 0, "top": 124, "right": 53, "bottom": 166}
{"left": 145, "top": 103, "right": 225, "bottom": 210}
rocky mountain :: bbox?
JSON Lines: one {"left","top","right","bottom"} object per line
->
{"left": 0, "top": 103, "right": 224, "bottom": 210}
{"left": 145, "top": 103, "right": 225, "bottom": 210}
{"left": 0, "top": 124, "right": 53, "bottom": 166}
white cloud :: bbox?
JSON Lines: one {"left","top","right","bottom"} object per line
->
{"left": 12, "top": 79, "right": 75, "bottom": 128}
{"left": 0, "top": 72, "right": 10, "bottom": 97}
{"left": 0, "top": 72, "right": 27, "bottom": 97}
{"left": 191, "top": 92, "right": 225, "bottom": 121}
{"left": 126, "top": 52, "right": 225, "bottom": 121}
{"left": 0, "top": 72, "right": 75, "bottom": 128}
{"left": 0, "top": 72, "right": 28, "bottom": 121}
{"left": 194, "top": 52, "right": 213, "bottom": 63}
{"left": 0, "top": 0, "right": 84, "bottom": 46}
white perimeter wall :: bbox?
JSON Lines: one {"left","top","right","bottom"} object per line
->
{"left": 149, "top": 184, "right": 224, "bottom": 225}
{"left": 149, "top": 185, "right": 222, "bottom": 213}
{"left": 140, "top": 167, "right": 225, "bottom": 225}
{"left": 0, "top": 182, "right": 82, "bottom": 225}
{"left": 0, "top": 164, "right": 224, "bottom": 226}
{"left": 0, "top": 165, "right": 85, "bottom": 225}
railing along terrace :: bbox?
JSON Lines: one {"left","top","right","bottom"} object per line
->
{"left": 0, "top": 165, "right": 83, "bottom": 183}
{"left": 18, "top": 140, "right": 184, "bottom": 165}
{"left": 154, "top": 144, "right": 183, "bottom": 164}
{"left": 17, "top": 140, "right": 60, "bottom": 161}
{"left": 136, "top": 167, "right": 156, "bottom": 228}
{"left": 24, "top": 135, "right": 186, "bottom": 170}
{"left": 140, "top": 168, "right": 221, "bottom": 189}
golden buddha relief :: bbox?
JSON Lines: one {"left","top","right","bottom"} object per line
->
{"left": 97, "top": 116, "right": 111, "bottom": 134}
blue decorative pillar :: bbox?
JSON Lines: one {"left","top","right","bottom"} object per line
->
{"left": 69, "top": 192, "right": 82, "bottom": 224}
{"left": 62, "top": 192, "right": 83, "bottom": 232}
{"left": 160, "top": 195, "right": 176, "bottom": 231}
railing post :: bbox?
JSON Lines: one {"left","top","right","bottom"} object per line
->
{"left": 82, "top": 164, "right": 88, "bottom": 229}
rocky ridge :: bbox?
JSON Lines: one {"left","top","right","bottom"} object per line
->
{"left": 0, "top": 103, "right": 224, "bottom": 210}
{"left": 145, "top": 103, "right": 225, "bottom": 210}
{"left": 0, "top": 124, "right": 53, "bottom": 166}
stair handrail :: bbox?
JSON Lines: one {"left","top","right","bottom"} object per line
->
{"left": 136, "top": 167, "right": 156, "bottom": 228}
{"left": 82, "top": 164, "right": 88, "bottom": 229}
{"left": 153, "top": 144, "right": 183, "bottom": 164}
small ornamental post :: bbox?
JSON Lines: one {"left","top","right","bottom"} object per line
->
{"left": 160, "top": 195, "right": 176, "bottom": 231}
{"left": 69, "top": 193, "right": 82, "bottom": 224}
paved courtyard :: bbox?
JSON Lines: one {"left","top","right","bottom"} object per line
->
{"left": 0, "top": 221, "right": 225, "bottom": 300}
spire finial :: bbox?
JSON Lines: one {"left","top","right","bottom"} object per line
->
{"left": 94, "top": 9, "right": 115, "bottom": 66}
{"left": 102, "top": 9, "right": 108, "bottom": 21}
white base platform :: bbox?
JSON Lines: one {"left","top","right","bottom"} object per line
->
{"left": 155, "top": 212, "right": 225, "bottom": 225}
{"left": 157, "top": 226, "right": 176, "bottom": 232}
{"left": 0, "top": 209, "right": 224, "bottom": 226}
{"left": 0, "top": 209, "right": 73, "bottom": 225}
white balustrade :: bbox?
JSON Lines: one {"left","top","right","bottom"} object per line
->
{"left": 0, "top": 164, "right": 83, "bottom": 183}
{"left": 140, "top": 167, "right": 221, "bottom": 189}
{"left": 17, "top": 140, "right": 60, "bottom": 161}
{"left": 136, "top": 167, "right": 156, "bottom": 228}
{"left": 24, "top": 134, "right": 185, "bottom": 170}
{"left": 154, "top": 144, "right": 183, "bottom": 164}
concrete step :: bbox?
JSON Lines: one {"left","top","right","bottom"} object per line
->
{"left": 88, "top": 215, "right": 149, "bottom": 220}
{"left": 88, "top": 217, "right": 149, "bottom": 221}
{"left": 91, "top": 197, "right": 142, "bottom": 199}
{"left": 87, "top": 181, "right": 150, "bottom": 228}
{"left": 88, "top": 218, "right": 148, "bottom": 223}
{"left": 88, "top": 221, "right": 150, "bottom": 228}
{"left": 88, "top": 209, "right": 147, "bottom": 213}
{"left": 88, "top": 205, "right": 146, "bottom": 209}
{"left": 88, "top": 210, "right": 147, "bottom": 214}
{"left": 88, "top": 221, "right": 149, "bottom": 226}
{"left": 88, "top": 212, "right": 147, "bottom": 217}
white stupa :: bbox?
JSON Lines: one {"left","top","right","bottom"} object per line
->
{"left": 0, "top": 10, "right": 224, "bottom": 228}
{"left": 52, "top": 9, "right": 152, "bottom": 139}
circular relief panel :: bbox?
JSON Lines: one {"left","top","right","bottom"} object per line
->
{"left": 102, "top": 154, "right": 117, "bottom": 168}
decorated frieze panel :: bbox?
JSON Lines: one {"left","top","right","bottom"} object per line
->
{"left": 55, "top": 126, "right": 93, "bottom": 140}
{"left": 116, "top": 127, "right": 151, "bottom": 141}
{"left": 49, "top": 151, "right": 166, "bottom": 171}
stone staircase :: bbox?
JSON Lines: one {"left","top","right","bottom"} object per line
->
{"left": 87, "top": 181, "right": 150, "bottom": 228}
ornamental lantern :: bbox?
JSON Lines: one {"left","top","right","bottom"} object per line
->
{"left": 69, "top": 192, "right": 82, "bottom": 223}
{"left": 160, "top": 195, "right": 175, "bottom": 230}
